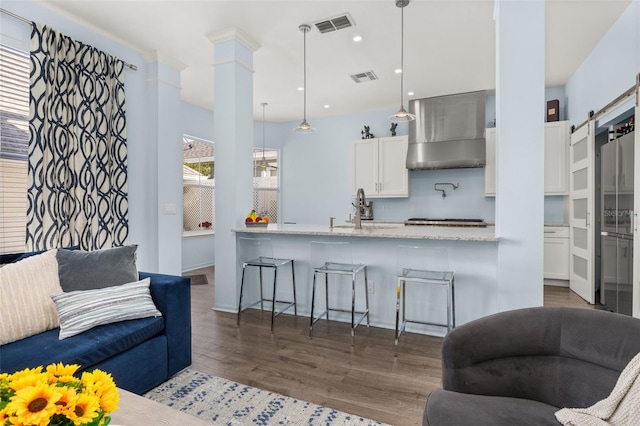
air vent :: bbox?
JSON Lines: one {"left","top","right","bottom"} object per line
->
{"left": 314, "top": 14, "right": 354, "bottom": 34}
{"left": 350, "top": 71, "right": 378, "bottom": 84}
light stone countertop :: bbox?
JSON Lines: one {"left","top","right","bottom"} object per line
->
{"left": 232, "top": 223, "right": 498, "bottom": 242}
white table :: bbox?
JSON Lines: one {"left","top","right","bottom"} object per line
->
{"left": 110, "top": 388, "right": 211, "bottom": 425}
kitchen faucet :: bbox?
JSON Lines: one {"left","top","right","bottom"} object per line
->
{"left": 354, "top": 187, "right": 366, "bottom": 229}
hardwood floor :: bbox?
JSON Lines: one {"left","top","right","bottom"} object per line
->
{"left": 183, "top": 267, "right": 596, "bottom": 425}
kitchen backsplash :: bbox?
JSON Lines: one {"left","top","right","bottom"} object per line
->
{"left": 372, "top": 168, "right": 567, "bottom": 224}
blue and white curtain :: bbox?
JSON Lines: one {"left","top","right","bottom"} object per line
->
{"left": 27, "top": 23, "right": 129, "bottom": 251}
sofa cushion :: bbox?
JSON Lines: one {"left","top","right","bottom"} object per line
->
{"left": 424, "top": 389, "right": 560, "bottom": 426}
{"left": 0, "top": 250, "right": 62, "bottom": 345}
{"left": 0, "top": 316, "right": 164, "bottom": 374}
{"left": 57, "top": 245, "right": 138, "bottom": 292}
{"left": 51, "top": 278, "right": 162, "bottom": 339}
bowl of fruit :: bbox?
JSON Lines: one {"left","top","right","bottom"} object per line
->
{"left": 245, "top": 209, "right": 269, "bottom": 227}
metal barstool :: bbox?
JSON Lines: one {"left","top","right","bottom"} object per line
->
{"left": 309, "top": 241, "right": 370, "bottom": 345}
{"left": 237, "top": 237, "right": 297, "bottom": 331}
{"left": 395, "top": 245, "right": 455, "bottom": 355}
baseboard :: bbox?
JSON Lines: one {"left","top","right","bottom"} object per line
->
{"left": 182, "top": 262, "right": 215, "bottom": 274}
{"left": 544, "top": 279, "right": 569, "bottom": 287}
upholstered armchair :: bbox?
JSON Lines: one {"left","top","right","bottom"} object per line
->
{"left": 423, "top": 307, "right": 640, "bottom": 425}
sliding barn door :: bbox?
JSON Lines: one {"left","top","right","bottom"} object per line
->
{"left": 569, "top": 120, "right": 596, "bottom": 303}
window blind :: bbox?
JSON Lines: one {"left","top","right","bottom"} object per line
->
{"left": 0, "top": 43, "right": 29, "bottom": 254}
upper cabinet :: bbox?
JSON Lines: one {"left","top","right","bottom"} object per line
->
{"left": 353, "top": 135, "right": 409, "bottom": 198}
{"left": 484, "top": 128, "right": 496, "bottom": 196}
{"left": 485, "top": 121, "right": 570, "bottom": 196}
{"left": 543, "top": 121, "right": 570, "bottom": 194}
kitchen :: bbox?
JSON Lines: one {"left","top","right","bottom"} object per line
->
{"left": 204, "top": 2, "right": 640, "bottom": 331}
{"left": 234, "top": 88, "right": 579, "bottom": 334}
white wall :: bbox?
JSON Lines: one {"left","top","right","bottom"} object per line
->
{"left": 275, "top": 102, "right": 568, "bottom": 227}
{"left": 566, "top": 1, "right": 640, "bottom": 125}
{"left": 182, "top": 102, "right": 215, "bottom": 271}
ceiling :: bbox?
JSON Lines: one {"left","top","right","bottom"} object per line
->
{"left": 36, "top": 0, "right": 631, "bottom": 122}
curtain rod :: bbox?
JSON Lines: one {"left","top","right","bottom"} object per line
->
{"left": 0, "top": 7, "right": 138, "bottom": 71}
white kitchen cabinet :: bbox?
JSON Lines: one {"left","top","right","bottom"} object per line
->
{"left": 544, "top": 226, "right": 570, "bottom": 280}
{"left": 352, "top": 135, "right": 408, "bottom": 198}
{"left": 485, "top": 121, "right": 570, "bottom": 196}
{"left": 543, "top": 121, "right": 570, "bottom": 194}
{"left": 484, "top": 128, "right": 496, "bottom": 196}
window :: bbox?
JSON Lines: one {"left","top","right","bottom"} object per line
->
{"left": 0, "top": 43, "right": 30, "bottom": 254}
{"left": 183, "top": 136, "right": 215, "bottom": 234}
{"left": 253, "top": 149, "right": 279, "bottom": 223}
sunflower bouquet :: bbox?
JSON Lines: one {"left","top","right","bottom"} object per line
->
{"left": 0, "top": 363, "right": 119, "bottom": 426}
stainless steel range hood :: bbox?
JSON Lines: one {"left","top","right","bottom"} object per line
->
{"left": 406, "top": 91, "right": 486, "bottom": 170}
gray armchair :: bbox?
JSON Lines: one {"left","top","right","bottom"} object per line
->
{"left": 423, "top": 307, "right": 640, "bottom": 425}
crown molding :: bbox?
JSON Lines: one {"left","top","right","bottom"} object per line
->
{"left": 206, "top": 27, "right": 261, "bottom": 52}
{"left": 143, "top": 50, "right": 187, "bottom": 71}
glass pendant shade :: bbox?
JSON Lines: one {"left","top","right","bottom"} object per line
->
{"left": 389, "top": 0, "right": 415, "bottom": 122}
{"left": 295, "top": 24, "right": 315, "bottom": 132}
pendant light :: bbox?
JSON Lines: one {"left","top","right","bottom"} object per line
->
{"left": 389, "top": 0, "right": 415, "bottom": 122}
{"left": 295, "top": 24, "right": 315, "bottom": 132}
{"left": 257, "top": 102, "right": 277, "bottom": 170}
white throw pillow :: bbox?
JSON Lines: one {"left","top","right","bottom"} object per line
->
{"left": 0, "top": 250, "right": 62, "bottom": 345}
{"left": 51, "top": 277, "right": 162, "bottom": 340}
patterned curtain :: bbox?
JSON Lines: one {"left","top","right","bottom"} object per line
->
{"left": 27, "top": 23, "right": 129, "bottom": 251}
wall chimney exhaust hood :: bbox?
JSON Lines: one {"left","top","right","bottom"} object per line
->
{"left": 406, "top": 91, "right": 486, "bottom": 170}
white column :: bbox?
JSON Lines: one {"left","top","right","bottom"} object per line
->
{"left": 495, "top": 0, "right": 545, "bottom": 310}
{"left": 144, "top": 52, "right": 186, "bottom": 275}
{"left": 208, "top": 28, "right": 260, "bottom": 312}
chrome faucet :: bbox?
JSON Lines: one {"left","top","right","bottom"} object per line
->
{"left": 355, "top": 187, "right": 366, "bottom": 229}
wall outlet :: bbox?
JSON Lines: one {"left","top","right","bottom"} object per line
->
{"left": 367, "top": 281, "right": 374, "bottom": 294}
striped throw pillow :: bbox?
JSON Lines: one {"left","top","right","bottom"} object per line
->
{"left": 0, "top": 250, "right": 61, "bottom": 345}
{"left": 51, "top": 277, "right": 162, "bottom": 340}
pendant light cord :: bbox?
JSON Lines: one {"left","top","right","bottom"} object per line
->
{"left": 400, "top": 2, "right": 405, "bottom": 109}
{"left": 303, "top": 27, "right": 307, "bottom": 122}
{"left": 262, "top": 103, "right": 267, "bottom": 161}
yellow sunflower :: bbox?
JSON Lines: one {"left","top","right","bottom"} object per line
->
{"left": 7, "top": 367, "right": 46, "bottom": 392}
{"left": 46, "top": 363, "right": 80, "bottom": 383}
{"left": 65, "top": 392, "right": 100, "bottom": 426}
{"left": 81, "top": 370, "right": 119, "bottom": 412}
{"left": 53, "top": 386, "right": 78, "bottom": 417}
{"left": 5, "top": 382, "right": 62, "bottom": 426}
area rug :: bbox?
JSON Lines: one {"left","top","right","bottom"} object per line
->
{"left": 144, "top": 369, "right": 386, "bottom": 425}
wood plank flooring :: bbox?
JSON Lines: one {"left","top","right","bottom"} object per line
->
{"left": 183, "top": 267, "right": 597, "bottom": 425}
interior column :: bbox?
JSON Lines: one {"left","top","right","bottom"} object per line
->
{"left": 208, "top": 28, "right": 260, "bottom": 312}
{"left": 494, "top": 0, "right": 545, "bottom": 309}
{"left": 145, "top": 52, "right": 185, "bottom": 275}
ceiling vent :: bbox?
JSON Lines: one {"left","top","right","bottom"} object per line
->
{"left": 314, "top": 14, "right": 354, "bottom": 34}
{"left": 350, "top": 71, "right": 378, "bottom": 84}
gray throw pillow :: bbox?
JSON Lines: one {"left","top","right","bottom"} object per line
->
{"left": 57, "top": 245, "right": 138, "bottom": 292}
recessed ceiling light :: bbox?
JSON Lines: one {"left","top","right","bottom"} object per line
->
{"left": 324, "top": 104, "right": 330, "bottom": 108}
{"left": 353, "top": 35, "right": 363, "bottom": 42}
{"left": 394, "top": 68, "right": 402, "bottom": 74}
{"left": 407, "top": 91, "right": 414, "bottom": 96}
{"left": 297, "top": 87, "right": 304, "bottom": 91}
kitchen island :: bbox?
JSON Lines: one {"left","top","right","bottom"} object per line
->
{"left": 234, "top": 222, "right": 497, "bottom": 241}
{"left": 232, "top": 223, "right": 499, "bottom": 337}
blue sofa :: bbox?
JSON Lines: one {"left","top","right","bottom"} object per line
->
{"left": 0, "top": 272, "right": 192, "bottom": 395}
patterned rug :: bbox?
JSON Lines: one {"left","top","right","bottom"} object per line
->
{"left": 144, "top": 369, "right": 386, "bottom": 425}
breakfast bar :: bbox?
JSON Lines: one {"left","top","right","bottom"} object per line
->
{"left": 232, "top": 223, "right": 499, "bottom": 336}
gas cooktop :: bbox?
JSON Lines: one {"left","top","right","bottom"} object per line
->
{"left": 404, "top": 218, "right": 487, "bottom": 227}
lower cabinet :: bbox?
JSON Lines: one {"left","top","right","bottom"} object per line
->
{"left": 544, "top": 226, "right": 570, "bottom": 280}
